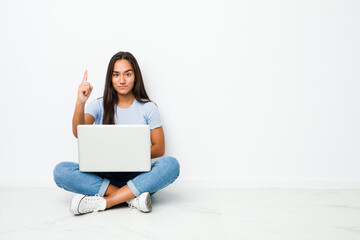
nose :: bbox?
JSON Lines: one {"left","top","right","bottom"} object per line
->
{"left": 119, "top": 75, "right": 126, "bottom": 84}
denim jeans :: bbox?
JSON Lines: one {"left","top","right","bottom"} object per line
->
{"left": 53, "top": 156, "right": 180, "bottom": 197}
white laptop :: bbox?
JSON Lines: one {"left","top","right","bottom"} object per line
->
{"left": 77, "top": 125, "right": 151, "bottom": 172}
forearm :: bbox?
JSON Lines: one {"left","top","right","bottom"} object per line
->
{"left": 72, "top": 101, "right": 85, "bottom": 138}
{"left": 151, "top": 145, "right": 165, "bottom": 159}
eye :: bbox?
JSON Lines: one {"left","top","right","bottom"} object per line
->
{"left": 126, "top": 73, "right": 132, "bottom": 77}
{"left": 113, "top": 73, "right": 119, "bottom": 77}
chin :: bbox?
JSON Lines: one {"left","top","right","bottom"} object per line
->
{"left": 117, "top": 90, "right": 131, "bottom": 95}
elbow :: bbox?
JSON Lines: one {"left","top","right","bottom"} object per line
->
{"left": 158, "top": 148, "right": 165, "bottom": 157}
{"left": 160, "top": 148, "right": 165, "bottom": 157}
{"left": 72, "top": 129, "right": 78, "bottom": 139}
{"left": 151, "top": 145, "right": 165, "bottom": 158}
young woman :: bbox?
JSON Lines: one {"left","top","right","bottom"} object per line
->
{"left": 53, "top": 51, "right": 180, "bottom": 215}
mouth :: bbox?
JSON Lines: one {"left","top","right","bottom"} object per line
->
{"left": 119, "top": 86, "right": 127, "bottom": 89}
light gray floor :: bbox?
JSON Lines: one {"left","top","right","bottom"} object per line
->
{"left": 1, "top": 186, "right": 360, "bottom": 240}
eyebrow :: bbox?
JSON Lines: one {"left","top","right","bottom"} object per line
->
{"left": 113, "top": 69, "right": 133, "bottom": 73}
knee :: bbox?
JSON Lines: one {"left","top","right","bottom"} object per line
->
{"left": 162, "top": 156, "right": 180, "bottom": 179}
{"left": 53, "top": 161, "right": 78, "bottom": 187}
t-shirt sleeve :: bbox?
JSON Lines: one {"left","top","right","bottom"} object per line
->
{"left": 84, "top": 99, "right": 101, "bottom": 122}
{"left": 145, "top": 102, "right": 163, "bottom": 130}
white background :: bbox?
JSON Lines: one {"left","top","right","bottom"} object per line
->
{"left": 0, "top": 0, "right": 359, "bottom": 188}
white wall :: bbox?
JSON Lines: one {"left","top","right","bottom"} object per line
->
{"left": 0, "top": 0, "right": 359, "bottom": 188}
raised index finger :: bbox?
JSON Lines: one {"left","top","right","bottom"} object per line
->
{"left": 82, "top": 70, "right": 88, "bottom": 83}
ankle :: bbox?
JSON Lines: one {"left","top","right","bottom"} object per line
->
{"left": 103, "top": 196, "right": 111, "bottom": 209}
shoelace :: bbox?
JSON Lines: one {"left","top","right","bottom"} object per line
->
{"left": 82, "top": 194, "right": 103, "bottom": 213}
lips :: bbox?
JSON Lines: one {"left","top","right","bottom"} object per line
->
{"left": 119, "top": 86, "right": 127, "bottom": 89}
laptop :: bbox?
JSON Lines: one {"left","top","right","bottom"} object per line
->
{"left": 77, "top": 125, "right": 151, "bottom": 172}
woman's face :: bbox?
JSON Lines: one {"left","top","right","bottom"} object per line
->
{"left": 112, "top": 59, "right": 135, "bottom": 95}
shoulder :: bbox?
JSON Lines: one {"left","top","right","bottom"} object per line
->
{"left": 85, "top": 98, "right": 104, "bottom": 113}
{"left": 96, "top": 97, "right": 104, "bottom": 104}
{"left": 87, "top": 97, "right": 103, "bottom": 104}
{"left": 136, "top": 99, "right": 160, "bottom": 117}
{"left": 138, "top": 99, "right": 158, "bottom": 111}
{"left": 92, "top": 97, "right": 104, "bottom": 108}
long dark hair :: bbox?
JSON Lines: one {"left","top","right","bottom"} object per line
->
{"left": 102, "top": 51, "right": 152, "bottom": 124}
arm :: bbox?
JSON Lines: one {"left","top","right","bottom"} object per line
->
{"left": 72, "top": 105, "right": 94, "bottom": 138}
{"left": 72, "top": 70, "right": 95, "bottom": 138}
{"left": 150, "top": 126, "right": 165, "bottom": 158}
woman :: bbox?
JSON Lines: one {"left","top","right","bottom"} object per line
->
{"left": 53, "top": 51, "right": 180, "bottom": 215}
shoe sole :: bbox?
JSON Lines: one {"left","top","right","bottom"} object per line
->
{"left": 70, "top": 194, "right": 86, "bottom": 215}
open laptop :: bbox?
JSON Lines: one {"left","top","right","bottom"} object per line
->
{"left": 77, "top": 125, "right": 151, "bottom": 172}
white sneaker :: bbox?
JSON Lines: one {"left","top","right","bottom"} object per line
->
{"left": 70, "top": 194, "right": 107, "bottom": 215}
{"left": 126, "top": 192, "right": 152, "bottom": 213}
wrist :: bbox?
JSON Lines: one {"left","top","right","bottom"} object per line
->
{"left": 76, "top": 100, "right": 86, "bottom": 107}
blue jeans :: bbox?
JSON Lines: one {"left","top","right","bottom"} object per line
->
{"left": 53, "top": 156, "right": 180, "bottom": 197}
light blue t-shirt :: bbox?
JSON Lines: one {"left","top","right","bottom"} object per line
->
{"left": 84, "top": 98, "right": 163, "bottom": 130}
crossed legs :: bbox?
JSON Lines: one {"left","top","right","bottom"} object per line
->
{"left": 103, "top": 184, "right": 135, "bottom": 208}
{"left": 53, "top": 156, "right": 180, "bottom": 210}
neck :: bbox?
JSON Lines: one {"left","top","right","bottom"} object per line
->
{"left": 117, "top": 92, "right": 135, "bottom": 105}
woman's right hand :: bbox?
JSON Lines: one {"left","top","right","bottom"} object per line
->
{"left": 77, "top": 70, "right": 93, "bottom": 104}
